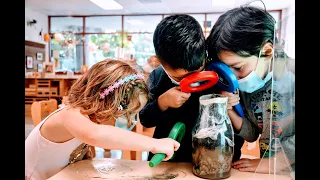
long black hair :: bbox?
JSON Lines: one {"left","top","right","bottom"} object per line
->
{"left": 206, "top": 2, "right": 276, "bottom": 62}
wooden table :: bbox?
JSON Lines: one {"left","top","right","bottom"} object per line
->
{"left": 49, "top": 157, "right": 293, "bottom": 180}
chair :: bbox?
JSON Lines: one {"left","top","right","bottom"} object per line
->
{"left": 30, "top": 99, "right": 97, "bottom": 158}
{"left": 31, "top": 99, "right": 58, "bottom": 126}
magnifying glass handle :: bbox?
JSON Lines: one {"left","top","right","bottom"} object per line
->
{"left": 206, "top": 62, "right": 245, "bottom": 117}
{"left": 149, "top": 153, "right": 166, "bottom": 167}
{"left": 149, "top": 122, "right": 186, "bottom": 168}
{"left": 233, "top": 104, "right": 244, "bottom": 117}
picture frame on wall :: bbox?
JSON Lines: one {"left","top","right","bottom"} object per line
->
{"left": 43, "top": 62, "right": 55, "bottom": 75}
{"left": 26, "top": 56, "right": 33, "bottom": 69}
{"left": 36, "top": 52, "right": 43, "bottom": 61}
{"left": 37, "top": 63, "right": 43, "bottom": 72}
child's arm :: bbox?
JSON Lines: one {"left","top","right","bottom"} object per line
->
{"left": 228, "top": 109, "right": 259, "bottom": 142}
{"left": 62, "top": 108, "right": 180, "bottom": 161}
{"left": 233, "top": 149, "right": 294, "bottom": 173}
{"left": 139, "top": 69, "right": 190, "bottom": 128}
{"left": 221, "top": 91, "right": 260, "bottom": 142}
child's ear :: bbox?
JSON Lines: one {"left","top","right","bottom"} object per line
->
{"left": 262, "top": 42, "right": 274, "bottom": 61}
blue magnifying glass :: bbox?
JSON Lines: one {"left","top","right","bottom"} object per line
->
{"left": 206, "top": 61, "right": 245, "bottom": 117}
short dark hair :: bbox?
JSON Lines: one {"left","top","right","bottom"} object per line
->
{"left": 153, "top": 14, "right": 206, "bottom": 71}
{"left": 206, "top": 5, "right": 276, "bottom": 62}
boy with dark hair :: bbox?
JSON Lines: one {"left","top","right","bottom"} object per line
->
{"left": 139, "top": 14, "right": 244, "bottom": 162}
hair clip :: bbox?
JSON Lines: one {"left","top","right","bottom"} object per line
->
{"left": 100, "top": 74, "right": 144, "bottom": 99}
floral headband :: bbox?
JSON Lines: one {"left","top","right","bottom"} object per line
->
{"left": 99, "top": 74, "right": 144, "bottom": 99}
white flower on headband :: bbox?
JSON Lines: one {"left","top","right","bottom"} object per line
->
{"left": 100, "top": 74, "right": 144, "bottom": 99}
{"left": 118, "top": 105, "right": 123, "bottom": 111}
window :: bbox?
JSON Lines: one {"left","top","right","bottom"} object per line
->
{"left": 85, "top": 16, "right": 122, "bottom": 33}
{"left": 124, "top": 33, "right": 155, "bottom": 66}
{"left": 48, "top": 10, "right": 283, "bottom": 71}
{"left": 124, "top": 15, "right": 162, "bottom": 32}
{"left": 85, "top": 33, "right": 122, "bottom": 68}
{"left": 50, "top": 34, "right": 84, "bottom": 72}
{"left": 50, "top": 17, "right": 84, "bottom": 72}
{"left": 50, "top": 17, "right": 83, "bottom": 33}
{"left": 269, "top": 11, "right": 282, "bottom": 42}
{"left": 269, "top": 11, "right": 281, "bottom": 29}
{"left": 123, "top": 15, "right": 162, "bottom": 67}
{"left": 84, "top": 16, "right": 123, "bottom": 68}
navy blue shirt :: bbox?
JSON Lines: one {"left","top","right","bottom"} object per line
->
{"left": 139, "top": 66, "right": 244, "bottom": 162}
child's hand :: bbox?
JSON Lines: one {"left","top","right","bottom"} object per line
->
{"left": 220, "top": 91, "right": 240, "bottom": 110}
{"left": 152, "top": 138, "right": 180, "bottom": 161}
{"left": 232, "top": 158, "right": 263, "bottom": 172}
{"left": 158, "top": 87, "right": 191, "bottom": 111}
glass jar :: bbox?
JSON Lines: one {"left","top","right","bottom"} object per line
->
{"left": 192, "top": 94, "right": 234, "bottom": 179}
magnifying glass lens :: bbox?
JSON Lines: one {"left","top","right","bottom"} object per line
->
{"left": 190, "top": 80, "right": 210, "bottom": 87}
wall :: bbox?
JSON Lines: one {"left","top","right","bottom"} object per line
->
{"left": 25, "top": 7, "right": 49, "bottom": 62}
{"left": 25, "top": 41, "right": 46, "bottom": 72}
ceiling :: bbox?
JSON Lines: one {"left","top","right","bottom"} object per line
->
{"left": 25, "top": 0, "right": 294, "bottom": 16}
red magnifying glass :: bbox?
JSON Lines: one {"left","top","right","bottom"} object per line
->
{"left": 180, "top": 71, "right": 219, "bottom": 93}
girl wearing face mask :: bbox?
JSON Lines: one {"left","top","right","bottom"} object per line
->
{"left": 206, "top": 3, "right": 295, "bottom": 175}
{"left": 25, "top": 60, "right": 180, "bottom": 180}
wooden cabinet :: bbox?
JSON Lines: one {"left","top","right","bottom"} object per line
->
{"left": 25, "top": 76, "right": 80, "bottom": 115}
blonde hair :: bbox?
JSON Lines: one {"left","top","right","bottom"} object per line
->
{"left": 66, "top": 60, "right": 148, "bottom": 127}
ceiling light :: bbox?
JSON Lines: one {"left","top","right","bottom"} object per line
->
{"left": 211, "top": 0, "right": 235, "bottom": 7}
{"left": 90, "top": 0, "right": 123, "bottom": 10}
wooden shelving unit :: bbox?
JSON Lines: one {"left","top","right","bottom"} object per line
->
{"left": 25, "top": 76, "right": 80, "bottom": 115}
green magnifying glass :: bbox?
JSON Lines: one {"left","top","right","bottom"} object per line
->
{"left": 148, "top": 122, "right": 186, "bottom": 168}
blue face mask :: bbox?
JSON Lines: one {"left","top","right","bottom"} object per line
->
{"left": 238, "top": 71, "right": 272, "bottom": 93}
{"left": 115, "top": 115, "right": 137, "bottom": 131}
{"left": 238, "top": 50, "right": 272, "bottom": 93}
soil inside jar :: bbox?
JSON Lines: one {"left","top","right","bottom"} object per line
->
{"left": 192, "top": 137, "right": 233, "bottom": 179}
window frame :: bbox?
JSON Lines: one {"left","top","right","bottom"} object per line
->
{"left": 48, "top": 10, "right": 282, "bottom": 71}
